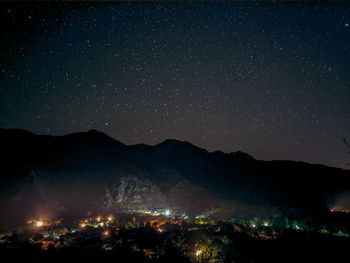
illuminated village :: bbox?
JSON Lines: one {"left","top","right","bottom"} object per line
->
{"left": 2, "top": 1, "right": 350, "bottom": 262}
{"left": 1, "top": 208, "right": 350, "bottom": 262}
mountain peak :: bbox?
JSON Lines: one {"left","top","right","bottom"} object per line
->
{"left": 62, "top": 129, "right": 126, "bottom": 148}
{"left": 158, "top": 138, "right": 193, "bottom": 146}
{"left": 87, "top": 129, "right": 101, "bottom": 134}
{"left": 230, "top": 151, "right": 254, "bottom": 160}
{"left": 86, "top": 129, "right": 112, "bottom": 138}
{"left": 154, "top": 139, "right": 208, "bottom": 155}
{"left": 157, "top": 139, "right": 197, "bottom": 149}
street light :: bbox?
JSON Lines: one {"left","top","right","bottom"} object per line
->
{"left": 196, "top": 250, "right": 202, "bottom": 257}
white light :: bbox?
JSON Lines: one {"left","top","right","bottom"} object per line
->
{"left": 99, "top": 222, "right": 104, "bottom": 227}
{"left": 196, "top": 250, "right": 202, "bottom": 257}
{"left": 252, "top": 224, "right": 256, "bottom": 228}
{"left": 36, "top": 221, "right": 44, "bottom": 227}
{"left": 165, "top": 210, "right": 170, "bottom": 216}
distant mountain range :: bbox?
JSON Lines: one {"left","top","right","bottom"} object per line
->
{"left": 1, "top": 128, "right": 350, "bottom": 230}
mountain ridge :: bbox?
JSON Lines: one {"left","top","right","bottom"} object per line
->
{"left": 1, "top": 127, "right": 345, "bottom": 170}
{"left": 1, "top": 128, "right": 350, "bottom": 230}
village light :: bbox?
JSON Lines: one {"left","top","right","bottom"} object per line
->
{"left": 107, "top": 216, "right": 113, "bottom": 221}
{"left": 196, "top": 250, "right": 202, "bottom": 257}
{"left": 36, "top": 221, "right": 44, "bottom": 227}
{"left": 81, "top": 223, "right": 86, "bottom": 228}
{"left": 103, "top": 231, "right": 109, "bottom": 236}
{"left": 97, "top": 217, "right": 101, "bottom": 222}
{"left": 165, "top": 210, "right": 170, "bottom": 216}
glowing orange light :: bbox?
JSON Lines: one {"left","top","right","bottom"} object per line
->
{"left": 157, "top": 228, "right": 164, "bottom": 233}
{"left": 103, "top": 231, "right": 109, "bottom": 236}
{"left": 97, "top": 217, "right": 101, "bottom": 222}
{"left": 81, "top": 223, "right": 86, "bottom": 228}
{"left": 107, "top": 216, "right": 113, "bottom": 221}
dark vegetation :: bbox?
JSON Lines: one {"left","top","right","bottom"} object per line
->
{"left": 1, "top": 213, "right": 350, "bottom": 263}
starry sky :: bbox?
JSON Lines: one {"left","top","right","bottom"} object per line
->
{"left": 1, "top": 2, "right": 350, "bottom": 169}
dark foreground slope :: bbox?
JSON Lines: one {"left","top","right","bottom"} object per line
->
{"left": 0, "top": 128, "right": 350, "bottom": 230}
{"left": 2, "top": 219, "right": 350, "bottom": 263}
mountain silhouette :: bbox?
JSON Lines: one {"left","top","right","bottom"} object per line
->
{"left": 1, "top": 128, "right": 350, "bottom": 230}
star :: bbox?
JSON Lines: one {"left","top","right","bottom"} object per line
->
{"left": 0, "top": 2, "right": 349, "bottom": 169}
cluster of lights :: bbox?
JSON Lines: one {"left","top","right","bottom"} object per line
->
{"left": 26, "top": 212, "right": 346, "bottom": 253}
{"left": 78, "top": 215, "right": 115, "bottom": 229}
{"left": 96, "top": 216, "right": 114, "bottom": 222}
{"left": 250, "top": 222, "right": 270, "bottom": 228}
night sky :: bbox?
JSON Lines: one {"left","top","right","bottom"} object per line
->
{"left": 1, "top": 2, "right": 350, "bottom": 169}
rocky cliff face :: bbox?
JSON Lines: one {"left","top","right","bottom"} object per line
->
{"left": 104, "top": 175, "right": 167, "bottom": 212}
{"left": 103, "top": 175, "right": 239, "bottom": 218}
